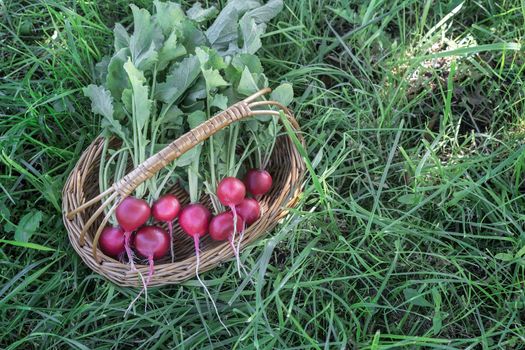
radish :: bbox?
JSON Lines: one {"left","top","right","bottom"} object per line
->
{"left": 235, "top": 198, "right": 261, "bottom": 226}
{"left": 234, "top": 198, "right": 261, "bottom": 266}
{"left": 209, "top": 212, "right": 245, "bottom": 264}
{"left": 179, "top": 203, "right": 211, "bottom": 238}
{"left": 134, "top": 226, "right": 170, "bottom": 284}
{"left": 178, "top": 203, "right": 212, "bottom": 293}
{"left": 179, "top": 203, "right": 229, "bottom": 332}
{"left": 127, "top": 226, "right": 169, "bottom": 314}
{"left": 244, "top": 169, "right": 272, "bottom": 196}
{"left": 216, "top": 177, "right": 246, "bottom": 274}
{"left": 216, "top": 177, "right": 246, "bottom": 207}
{"left": 99, "top": 226, "right": 125, "bottom": 258}
{"left": 116, "top": 196, "right": 151, "bottom": 271}
{"left": 152, "top": 194, "right": 181, "bottom": 262}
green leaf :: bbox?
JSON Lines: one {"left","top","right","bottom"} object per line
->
{"left": 113, "top": 23, "right": 130, "bottom": 51}
{"left": 157, "top": 104, "right": 183, "bottom": 126}
{"left": 123, "top": 59, "right": 151, "bottom": 130}
{"left": 232, "top": 53, "right": 263, "bottom": 73}
{"left": 83, "top": 84, "right": 114, "bottom": 119}
{"left": 403, "top": 288, "right": 433, "bottom": 308}
{"left": 205, "top": 6, "right": 239, "bottom": 52}
{"left": 121, "top": 88, "right": 132, "bottom": 111}
{"left": 187, "top": 110, "right": 206, "bottom": 129}
{"left": 238, "top": 66, "right": 259, "bottom": 96}
{"left": 157, "top": 31, "right": 187, "bottom": 72}
{"left": 95, "top": 55, "right": 110, "bottom": 84}
{"left": 225, "top": 53, "right": 262, "bottom": 85}
{"left": 106, "top": 48, "right": 130, "bottom": 100}
{"left": 129, "top": 4, "right": 163, "bottom": 71}
{"left": 154, "top": 0, "right": 185, "bottom": 36}
{"left": 240, "top": 16, "right": 263, "bottom": 54}
{"left": 178, "top": 19, "right": 207, "bottom": 53}
{"left": 14, "top": 210, "right": 43, "bottom": 243}
{"left": 244, "top": 0, "right": 283, "bottom": 24}
{"left": 211, "top": 94, "right": 228, "bottom": 110}
{"left": 397, "top": 193, "right": 423, "bottom": 205}
{"left": 202, "top": 69, "right": 228, "bottom": 91}
{"left": 205, "top": 0, "right": 262, "bottom": 53}
{"left": 431, "top": 287, "right": 442, "bottom": 335}
{"left": 83, "top": 85, "right": 127, "bottom": 140}
{"left": 187, "top": 3, "right": 219, "bottom": 23}
{"left": 155, "top": 55, "right": 201, "bottom": 104}
{"left": 0, "top": 239, "right": 55, "bottom": 252}
{"left": 270, "top": 83, "right": 293, "bottom": 106}
{"left": 195, "top": 47, "right": 226, "bottom": 70}
{"left": 495, "top": 252, "right": 514, "bottom": 261}
{"left": 176, "top": 147, "right": 200, "bottom": 167}
{"left": 184, "top": 77, "right": 207, "bottom": 105}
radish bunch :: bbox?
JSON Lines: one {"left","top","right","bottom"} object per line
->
{"left": 99, "top": 194, "right": 180, "bottom": 294}
{"left": 98, "top": 169, "right": 271, "bottom": 315}
{"left": 206, "top": 170, "right": 272, "bottom": 274}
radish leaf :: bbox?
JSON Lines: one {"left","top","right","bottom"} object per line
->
{"left": 129, "top": 4, "right": 163, "bottom": 71}
{"left": 153, "top": 0, "right": 185, "bottom": 36}
{"left": 157, "top": 31, "right": 186, "bottom": 72}
{"left": 123, "top": 59, "right": 151, "bottom": 130}
{"left": 156, "top": 55, "right": 201, "bottom": 104}
{"left": 113, "top": 23, "right": 130, "bottom": 51}
{"left": 270, "top": 83, "right": 293, "bottom": 106}
{"left": 106, "top": 48, "right": 130, "bottom": 100}
{"left": 187, "top": 3, "right": 218, "bottom": 23}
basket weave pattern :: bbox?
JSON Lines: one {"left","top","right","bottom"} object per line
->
{"left": 62, "top": 88, "right": 305, "bottom": 286}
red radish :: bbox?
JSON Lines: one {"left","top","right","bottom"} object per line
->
{"left": 235, "top": 198, "right": 261, "bottom": 226}
{"left": 116, "top": 197, "right": 151, "bottom": 231}
{"left": 99, "top": 226, "right": 125, "bottom": 258}
{"left": 209, "top": 212, "right": 244, "bottom": 241}
{"left": 234, "top": 198, "right": 261, "bottom": 270}
{"left": 134, "top": 226, "right": 170, "bottom": 285}
{"left": 152, "top": 194, "right": 181, "bottom": 262}
{"left": 134, "top": 226, "right": 170, "bottom": 260}
{"left": 210, "top": 212, "right": 245, "bottom": 249}
{"left": 217, "top": 177, "right": 246, "bottom": 207}
{"left": 180, "top": 203, "right": 228, "bottom": 332}
{"left": 209, "top": 212, "right": 245, "bottom": 272}
{"left": 126, "top": 226, "right": 169, "bottom": 315}
{"left": 116, "top": 196, "right": 151, "bottom": 271}
{"left": 244, "top": 169, "right": 272, "bottom": 196}
{"left": 179, "top": 203, "right": 211, "bottom": 238}
{"left": 216, "top": 177, "right": 246, "bottom": 275}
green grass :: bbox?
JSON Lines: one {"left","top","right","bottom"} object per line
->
{"left": 1, "top": 0, "right": 525, "bottom": 348}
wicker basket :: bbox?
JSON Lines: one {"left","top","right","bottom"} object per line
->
{"left": 62, "top": 88, "right": 305, "bottom": 287}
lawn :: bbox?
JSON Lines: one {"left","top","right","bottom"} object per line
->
{"left": 1, "top": 0, "right": 525, "bottom": 348}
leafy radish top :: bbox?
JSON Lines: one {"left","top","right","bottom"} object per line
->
{"left": 83, "top": 0, "right": 294, "bottom": 214}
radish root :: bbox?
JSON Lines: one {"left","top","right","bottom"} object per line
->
{"left": 193, "top": 235, "right": 230, "bottom": 335}
{"left": 124, "top": 255, "right": 154, "bottom": 316}
{"left": 124, "top": 231, "right": 136, "bottom": 271}
{"left": 229, "top": 205, "right": 242, "bottom": 276}
{"left": 168, "top": 221, "right": 174, "bottom": 263}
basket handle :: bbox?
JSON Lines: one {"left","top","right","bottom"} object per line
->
{"left": 113, "top": 88, "right": 295, "bottom": 196}
{"left": 66, "top": 88, "right": 299, "bottom": 262}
